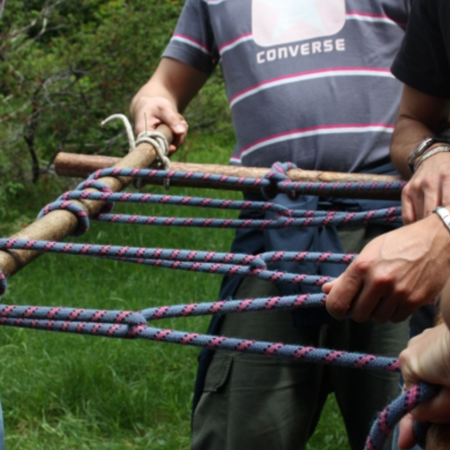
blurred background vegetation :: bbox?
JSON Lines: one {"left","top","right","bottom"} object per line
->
{"left": 0, "top": 0, "right": 231, "bottom": 231}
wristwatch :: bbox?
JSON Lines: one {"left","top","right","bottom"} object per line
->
{"left": 408, "top": 136, "right": 450, "bottom": 173}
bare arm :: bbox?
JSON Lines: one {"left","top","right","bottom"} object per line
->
{"left": 323, "top": 87, "right": 450, "bottom": 323}
{"left": 391, "top": 85, "right": 448, "bottom": 179}
{"left": 391, "top": 85, "right": 450, "bottom": 223}
{"left": 130, "top": 57, "right": 209, "bottom": 149}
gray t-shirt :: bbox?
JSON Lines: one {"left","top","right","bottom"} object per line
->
{"left": 163, "top": 0, "right": 410, "bottom": 172}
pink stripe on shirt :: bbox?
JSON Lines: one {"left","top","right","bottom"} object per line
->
{"left": 230, "top": 67, "right": 393, "bottom": 108}
{"left": 172, "top": 33, "right": 212, "bottom": 55}
{"left": 346, "top": 10, "right": 406, "bottom": 26}
{"left": 238, "top": 123, "right": 395, "bottom": 159}
{"left": 219, "top": 32, "right": 253, "bottom": 54}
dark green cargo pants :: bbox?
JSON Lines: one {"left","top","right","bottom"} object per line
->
{"left": 192, "top": 225, "right": 409, "bottom": 450}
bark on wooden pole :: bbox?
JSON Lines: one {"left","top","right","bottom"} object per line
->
{"left": 0, "top": 125, "right": 173, "bottom": 278}
{"left": 54, "top": 152, "right": 403, "bottom": 200}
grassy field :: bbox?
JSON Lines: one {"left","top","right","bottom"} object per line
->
{"left": 0, "top": 131, "right": 349, "bottom": 449}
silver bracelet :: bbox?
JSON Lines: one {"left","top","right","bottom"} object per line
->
{"left": 434, "top": 206, "right": 450, "bottom": 234}
{"left": 414, "top": 145, "right": 450, "bottom": 172}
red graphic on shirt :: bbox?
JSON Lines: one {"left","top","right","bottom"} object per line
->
{"left": 252, "top": 0, "right": 346, "bottom": 47}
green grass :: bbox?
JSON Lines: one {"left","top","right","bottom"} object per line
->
{"left": 0, "top": 130, "right": 349, "bottom": 449}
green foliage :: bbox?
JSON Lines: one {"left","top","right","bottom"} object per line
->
{"left": 0, "top": 174, "right": 65, "bottom": 236}
{"left": 0, "top": 179, "right": 25, "bottom": 236}
{"left": 0, "top": 0, "right": 230, "bottom": 188}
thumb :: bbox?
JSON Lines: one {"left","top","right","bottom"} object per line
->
{"left": 322, "top": 278, "right": 338, "bottom": 294}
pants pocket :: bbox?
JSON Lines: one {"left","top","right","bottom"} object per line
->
{"left": 203, "top": 352, "right": 233, "bottom": 393}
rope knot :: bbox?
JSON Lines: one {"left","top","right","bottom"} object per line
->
{"left": 247, "top": 256, "right": 267, "bottom": 278}
{"left": 73, "top": 180, "right": 115, "bottom": 214}
{"left": 261, "top": 162, "right": 298, "bottom": 199}
{"left": 135, "top": 131, "right": 171, "bottom": 189}
{"left": 135, "top": 131, "right": 170, "bottom": 170}
{"left": 37, "top": 200, "right": 90, "bottom": 236}
{"left": 101, "top": 114, "right": 171, "bottom": 189}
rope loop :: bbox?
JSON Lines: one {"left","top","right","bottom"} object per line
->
{"left": 73, "top": 180, "right": 115, "bottom": 214}
{"left": 37, "top": 201, "right": 90, "bottom": 236}
{"left": 101, "top": 114, "right": 136, "bottom": 151}
{"left": 262, "top": 162, "right": 298, "bottom": 200}
{"left": 101, "top": 114, "right": 171, "bottom": 189}
{"left": 365, "top": 381, "right": 440, "bottom": 450}
{"left": 135, "top": 130, "right": 171, "bottom": 189}
{"left": 248, "top": 256, "right": 267, "bottom": 271}
{"left": 75, "top": 179, "right": 113, "bottom": 193}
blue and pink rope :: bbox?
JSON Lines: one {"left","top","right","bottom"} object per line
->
{"left": 0, "top": 162, "right": 436, "bottom": 449}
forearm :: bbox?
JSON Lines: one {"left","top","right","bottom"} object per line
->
{"left": 130, "top": 57, "right": 209, "bottom": 141}
{"left": 390, "top": 85, "right": 449, "bottom": 180}
{"left": 130, "top": 77, "right": 180, "bottom": 119}
{"left": 131, "top": 58, "right": 207, "bottom": 116}
{"left": 390, "top": 116, "right": 435, "bottom": 180}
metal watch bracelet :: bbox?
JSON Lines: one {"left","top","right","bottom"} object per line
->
{"left": 434, "top": 206, "right": 450, "bottom": 235}
{"left": 414, "top": 145, "right": 450, "bottom": 172}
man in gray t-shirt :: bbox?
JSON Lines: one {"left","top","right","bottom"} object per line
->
{"left": 130, "top": 2, "right": 410, "bottom": 449}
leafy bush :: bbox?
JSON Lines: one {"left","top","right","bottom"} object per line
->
{"left": 0, "top": 0, "right": 230, "bottom": 187}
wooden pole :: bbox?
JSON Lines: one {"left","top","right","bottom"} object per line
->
{"left": 0, "top": 125, "right": 173, "bottom": 278}
{"left": 7, "top": 146, "right": 450, "bottom": 450}
{"left": 54, "top": 152, "right": 403, "bottom": 200}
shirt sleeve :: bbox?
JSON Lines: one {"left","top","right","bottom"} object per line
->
{"left": 162, "top": 0, "right": 219, "bottom": 75}
{"left": 391, "top": 0, "right": 450, "bottom": 98}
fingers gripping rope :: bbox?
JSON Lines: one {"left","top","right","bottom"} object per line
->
{"left": 365, "top": 382, "right": 440, "bottom": 450}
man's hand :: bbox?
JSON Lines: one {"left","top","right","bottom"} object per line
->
{"left": 390, "top": 84, "right": 450, "bottom": 224}
{"left": 402, "top": 152, "right": 450, "bottom": 225}
{"left": 397, "top": 323, "right": 450, "bottom": 449}
{"left": 323, "top": 213, "right": 450, "bottom": 323}
{"left": 129, "top": 57, "right": 208, "bottom": 152}
{"left": 132, "top": 95, "right": 188, "bottom": 152}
